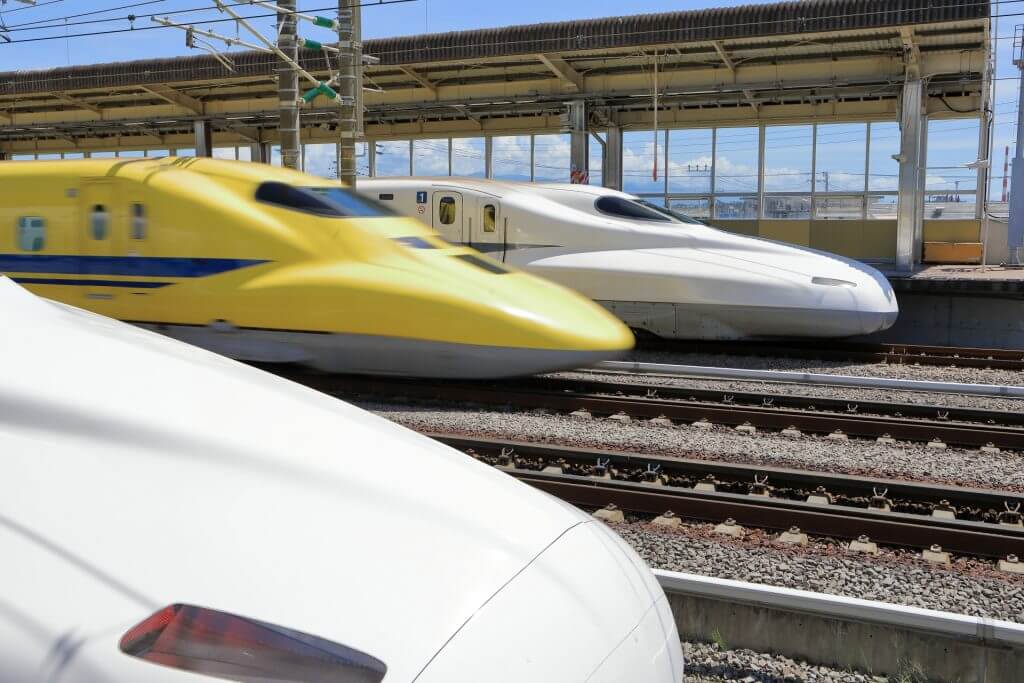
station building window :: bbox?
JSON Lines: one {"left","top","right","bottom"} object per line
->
{"left": 492, "top": 136, "right": 531, "bottom": 181}
{"left": 17, "top": 217, "right": 45, "bottom": 251}
{"left": 376, "top": 140, "right": 411, "bottom": 177}
{"left": 532, "top": 134, "right": 570, "bottom": 182}
{"left": 623, "top": 130, "right": 666, "bottom": 195}
{"left": 868, "top": 122, "right": 900, "bottom": 219}
{"left": 413, "top": 139, "right": 449, "bottom": 176}
{"left": 669, "top": 129, "right": 713, "bottom": 194}
{"left": 451, "top": 138, "right": 485, "bottom": 178}
{"left": 925, "top": 119, "right": 979, "bottom": 220}
{"left": 714, "top": 127, "right": 759, "bottom": 194}
{"left": 90, "top": 205, "right": 110, "bottom": 240}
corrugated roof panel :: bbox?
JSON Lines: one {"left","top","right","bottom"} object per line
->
{"left": 0, "top": 0, "right": 988, "bottom": 97}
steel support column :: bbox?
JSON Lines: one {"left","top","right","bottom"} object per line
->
{"left": 193, "top": 119, "right": 212, "bottom": 157}
{"left": 277, "top": 0, "right": 301, "bottom": 170}
{"left": 567, "top": 100, "right": 588, "bottom": 183}
{"left": 896, "top": 78, "right": 926, "bottom": 271}
{"left": 336, "top": 0, "right": 362, "bottom": 186}
{"left": 604, "top": 125, "right": 622, "bottom": 190}
{"left": 1009, "top": 41, "right": 1024, "bottom": 263}
{"left": 485, "top": 136, "right": 493, "bottom": 178}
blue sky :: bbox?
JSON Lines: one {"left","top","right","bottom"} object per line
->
{"left": 0, "top": 0, "right": 1014, "bottom": 197}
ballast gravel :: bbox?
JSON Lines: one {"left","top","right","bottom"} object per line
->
{"left": 679, "top": 642, "right": 887, "bottom": 683}
{"left": 613, "top": 520, "right": 1024, "bottom": 623}
{"left": 362, "top": 402, "right": 1024, "bottom": 492}
{"left": 555, "top": 369, "right": 1024, "bottom": 414}
{"left": 628, "top": 349, "right": 1024, "bottom": 388}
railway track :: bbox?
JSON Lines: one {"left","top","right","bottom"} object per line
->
{"left": 285, "top": 372, "right": 1024, "bottom": 451}
{"left": 639, "top": 339, "right": 1024, "bottom": 371}
{"left": 432, "top": 434, "right": 1024, "bottom": 560}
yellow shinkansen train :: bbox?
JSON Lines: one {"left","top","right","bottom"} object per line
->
{"left": 0, "top": 158, "right": 633, "bottom": 377}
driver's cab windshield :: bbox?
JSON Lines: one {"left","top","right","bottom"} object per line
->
{"left": 255, "top": 181, "right": 399, "bottom": 218}
{"left": 594, "top": 195, "right": 706, "bottom": 226}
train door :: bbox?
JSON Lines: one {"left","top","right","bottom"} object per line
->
{"left": 79, "top": 179, "right": 117, "bottom": 305}
{"left": 471, "top": 200, "right": 504, "bottom": 259}
{"left": 432, "top": 191, "right": 464, "bottom": 244}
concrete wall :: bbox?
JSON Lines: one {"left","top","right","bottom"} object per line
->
{"left": 859, "top": 292, "right": 1024, "bottom": 349}
{"left": 668, "top": 592, "right": 1024, "bottom": 682}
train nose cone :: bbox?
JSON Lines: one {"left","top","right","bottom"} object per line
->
{"left": 416, "top": 519, "right": 683, "bottom": 683}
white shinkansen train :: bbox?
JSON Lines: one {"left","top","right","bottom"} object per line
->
{"left": 358, "top": 178, "right": 899, "bottom": 340}
{"left": 0, "top": 276, "right": 683, "bottom": 681}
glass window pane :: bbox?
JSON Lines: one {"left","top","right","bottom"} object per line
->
{"left": 375, "top": 140, "right": 410, "bottom": 176}
{"left": 355, "top": 142, "right": 368, "bottom": 177}
{"left": 668, "top": 129, "right": 712, "bottom": 193}
{"left": 815, "top": 123, "right": 866, "bottom": 192}
{"left": 764, "top": 195, "right": 811, "bottom": 219}
{"left": 212, "top": 147, "right": 236, "bottom": 160}
{"left": 814, "top": 195, "right": 864, "bottom": 220}
{"left": 147, "top": 149, "right": 169, "bottom": 157}
{"left": 483, "top": 204, "right": 496, "bottom": 232}
{"left": 12, "top": 154, "right": 35, "bottom": 160}
{"left": 438, "top": 197, "right": 456, "bottom": 224}
{"left": 37, "top": 153, "right": 61, "bottom": 160}
{"left": 925, "top": 119, "right": 978, "bottom": 220}
{"left": 714, "top": 127, "right": 759, "bottom": 193}
{"left": 867, "top": 194, "right": 898, "bottom": 220}
{"left": 868, "top": 122, "right": 900, "bottom": 191}
{"left": 63, "top": 153, "right": 84, "bottom": 159}
{"left": 714, "top": 195, "right": 758, "bottom": 219}
{"left": 304, "top": 143, "right": 337, "bottom": 178}
{"left": 17, "top": 216, "right": 45, "bottom": 251}
{"left": 131, "top": 203, "right": 147, "bottom": 240}
{"left": 533, "top": 134, "right": 571, "bottom": 182}
{"left": 764, "top": 125, "right": 812, "bottom": 192}
{"left": 589, "top": 134, "right": 604, "bottom": 186}
{"left": 623, "top": 130, "right": 666, "bottom": 195}
{"left": 413, "top": 139, "right": 449, "bottom": 176}
{"left": 451, "top": 137, "right": 485, "bottom": 177}
{"left": 668, "top": 197, "right": 710, "bottom": 220}
{"left": 90, "top": 205, "right": 110, "bottom": 240}
{"left": 237, "top": 146, "right": 252, "bottom": 162}
{"left": 175, "top": 148, "right": 195, "bottom": 158}
{"left": 118, "top": 150, "right": 145, "bottom": 158}
{"left": 492, "top": 135, "right": 531, "bottom": 180}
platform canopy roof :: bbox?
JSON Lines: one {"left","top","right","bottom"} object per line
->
{"left": 0, "top": 0, "right": 990, "bottom": 152}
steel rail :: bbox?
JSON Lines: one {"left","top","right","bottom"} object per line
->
{"left": 287, "top": 372, "right": 1024, "bottom": 449}
{"left": 527, "top": 375, "right": 1024, "bottom": 427}
{"left": 639, "top": 339, "right": 1024, "bottom": 371}
{"left": 430, "top": 434, "right": 1024, "bottom": 559}
{"left": 596, "top": 361, "right": 1024, "bottom": 398}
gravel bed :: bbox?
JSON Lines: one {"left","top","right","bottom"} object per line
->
{"left": 362, "top": 401, "right": 1024, "bottom": 492}
{"left": 680, "top": 642, "right": 887, "bottom": 683}
{"left": 614, "top": 519, "right": 1024, "bottom": 623}
{"left": 556, "top": 369, "right": 1024, "bottom": 414}
{"left": 627, "top": 349, "right": 1024, "bottom": 388}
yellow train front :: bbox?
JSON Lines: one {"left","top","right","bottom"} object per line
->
{"left": 0, "top": 157, "right": 633, "bottom": 378}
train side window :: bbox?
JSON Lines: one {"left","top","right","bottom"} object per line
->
{"left": 16, "top": 217, "right": 45, "bottom": 252}
{"left": 438, "top": 197, "right": 457, "bottom": 225}
{"left": 90, "top": 204, "right": 110, "bottom": 240}
{"left": 131, "top": 203, "right": 147, "bottom": 240}
{"left": 483, "top": 204, "right": 496, "bottom": 233}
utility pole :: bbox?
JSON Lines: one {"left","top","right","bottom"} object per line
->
{"left": 1009, "top": 26, "right": 1024, "bottom": 262}
{"left": 277, "top": 0, "right": 301, "bottom": 170}
{"left": 1003, "top": 145, "right": 1010, "bottom": 203}
{"left": 336, "top": 0, "right": 362, "bottom": 186}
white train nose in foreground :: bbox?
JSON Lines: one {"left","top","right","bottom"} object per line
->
{"left": 0, "top": 275, "right": 682, "bottom": 683}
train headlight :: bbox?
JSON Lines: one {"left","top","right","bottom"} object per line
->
{"left": 812, "top": 276, "right": 857, "bottom": 288}
{"left": 120, "top": 604, "right": 386, "bottom": 682}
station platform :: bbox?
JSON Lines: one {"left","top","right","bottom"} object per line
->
{"left": 856, "top": 265, "right": 1024, "bottom": 349}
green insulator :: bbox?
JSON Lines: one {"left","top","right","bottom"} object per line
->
{"left": 314, "top": 16, "right": 335, "bottom": 29}
{"left": 302, "top": 38, "right": 323, "bottom": 51}
{"left": 301, "top": 85, "right": 322, "bottom": 103}
{"left": 318, "top": 83, "right": 339, "bottom": 100}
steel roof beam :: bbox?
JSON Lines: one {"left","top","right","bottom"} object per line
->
{"left": 536, "top": 53, "right": 584, "bottom": 91}
{"left": 140, "top": 84, "right": 205, "bottom": 115}
{"left": 398, "top": 66, "right": 438, "bottom": 95}
{"left": 52, "top": 92, "right": 103, "bottom": 115}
